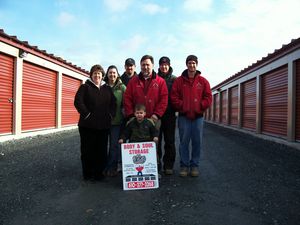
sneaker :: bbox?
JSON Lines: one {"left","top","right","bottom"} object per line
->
{"left": 179, "top": 167, "right": 188, "bottom": 177}
{"left": 164, "top": 169, "right": 173, "bottom": 175}
{"left": 190, "top": 167, "right": 199, "bottom": 177}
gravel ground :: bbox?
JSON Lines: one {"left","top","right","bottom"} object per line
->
{"left": 0, "top": 124, "right": 300, "bottom": 225}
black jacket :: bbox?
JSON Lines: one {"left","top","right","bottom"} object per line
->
{"left": 158, "top": 67, "right": 177, "bottom": 116}
{"left": 74, "top": 79, "right": 116, "bottom": 130}
{"left": 120, "top": 72, "right": 137, "bottom": 86}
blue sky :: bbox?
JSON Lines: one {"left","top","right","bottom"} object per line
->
{"left": 0, "top": 0, "right": 299, "bottom": 87}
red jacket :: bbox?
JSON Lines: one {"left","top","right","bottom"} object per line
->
{"left": 123, "top": 71, "right": 168, "bottom": 118}
{"left": 171, "top": 70, "right": 212, "bottom": 120}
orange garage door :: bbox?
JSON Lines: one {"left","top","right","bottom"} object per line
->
{"left": 22, "top": 62, "right": 57, "bottom": 131}
{"left": 0, "top": 53, "right": 14, "bottom": 135}
{"left": 62, "top": 75, "right": 81, "bottom": 126}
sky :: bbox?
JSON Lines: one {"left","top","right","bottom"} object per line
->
{"left": 0, "top": 0, "right": 299, "bottom": 88}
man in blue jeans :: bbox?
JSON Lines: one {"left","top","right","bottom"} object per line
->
{"left": 170, "top": 55, "right": 212, "bottom": 177}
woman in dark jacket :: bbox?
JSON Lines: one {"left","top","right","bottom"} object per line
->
{"left": 74, "top": 64, "right": 116, "bottom": 181}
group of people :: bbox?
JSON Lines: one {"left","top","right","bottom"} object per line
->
{"left": 74, "top": 54, "right": 212, "bottom": 181}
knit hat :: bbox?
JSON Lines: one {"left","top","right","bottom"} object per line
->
{"left": 186, "top": 55, "right": 198, "bottom": 64}
{"left": 159, "top": 56, "right": 170, "bottom": 65}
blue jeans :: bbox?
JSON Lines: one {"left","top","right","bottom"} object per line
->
{"left": 178, "top": 116, "right": 204, "bottom": 168}
{"left": 106, "top": 125, "right": 121, "bottom": 170}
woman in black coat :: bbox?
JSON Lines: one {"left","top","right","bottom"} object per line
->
{"left": 74, "top": 64, "right": 116, "bottom": 181}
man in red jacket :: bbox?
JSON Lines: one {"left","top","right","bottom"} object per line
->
{"left": 123, "top": 55, "right": 168, "bottom": 126}
{"left": 171, "top": 55, "right": 212, "bottom": 177}
{"left": 123, "top": 55, "right": 168, "bottom": 175}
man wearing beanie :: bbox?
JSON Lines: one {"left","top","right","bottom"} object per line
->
{"left": 157, "top": 56, "right": 177, "bottom": 175}
{"left": 171, "top": 55, "right": 212, "bottom": 177}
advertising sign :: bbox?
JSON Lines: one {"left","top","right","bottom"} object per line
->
{"left": 121, "top": 142, "right": 159, "bottom": 191}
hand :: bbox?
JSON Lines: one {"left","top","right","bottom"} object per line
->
{"left": 153, "top": 137, "right": 158, "bottom": 143}
{"left": 118, "top": 139, "right": 124, "bottom": 144}
{"left": 151, "top": 114, "right": 158, "bottom": 122}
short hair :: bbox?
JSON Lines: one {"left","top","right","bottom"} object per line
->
{"left": 90, "top": 64, "right": 105, "bottom": 78}
{"left": 140, "top": 55, "right": 154, "bottom": 64}
{"left": 134, "top": 104, "right": 146, "bottom": 112}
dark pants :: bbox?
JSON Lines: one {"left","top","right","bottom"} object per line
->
{"left": 157, "top": 114, "right": 176, "bottom": 171}
{"left": 79, "top": 126, "right": 109, "bottom": 179}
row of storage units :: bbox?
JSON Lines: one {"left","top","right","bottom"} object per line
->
{"left": 205, "top": 37, "right": 300, "bottom": 143}
{"left": 0, "top": 30, "right": 88, "bottom": 141}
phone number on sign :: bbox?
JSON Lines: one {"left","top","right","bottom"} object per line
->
{"left": 127, "top": 181, "right": 155, "bottom": 189}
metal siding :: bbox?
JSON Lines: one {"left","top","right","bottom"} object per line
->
{"left": 261, "top": 66, "right": 288, "bottom": 137}
{"left": 221, "top": 90, "right": 227, "bottom": 124}
{"left": 229, "top": 86, "right": 238, "bottom": 126}
{"left": 0, "top": 53, "right": 14, "bottom": 134}
{"left": 208, "top": 99, "right": 213, "bottom": 121}
{"left": 242, "top": 78, "right": 256, "bottom": 130}
{"left": 213, "top": 93, "right": 219, "bottom": 122}
{"left": 208, "top": 105, "right": 212, "bottom": 121}
{"left": 296, "top": 60, "right": 300, "bottom": 141}
{"left": 62, "top": 75, "right": 80, "bottom": 126}
{"left": 22, "top": 62, "right": 57, "bottom": 131}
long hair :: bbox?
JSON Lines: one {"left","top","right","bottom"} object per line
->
{"left": 104, "top": 65, "right": 121, "bottom": 84}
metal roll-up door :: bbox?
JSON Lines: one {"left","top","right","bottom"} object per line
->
{"left": 208, "top": 106, "right": 212, "bottom": 121}
{"left": 261, "top": 66, "right": 288, "bottom": 137}
{"left": 229, "top": 86, "right": 238, "bottom": 126}
{"left": 62, "top": 75, "right": 81, "bottom": 126}
{"left": 209, "top": 105, "right": 213, "bottom": 121}
{"left": 0, "top": 53, "right": 14, "bottom": 135}
{"left": 241, "top": 78, "right": 256, "bottom": 130}
{"left": 22, "top": 62, "right": 57, "bottom": 131}
{"left": 220, "top": 90, "right": 227, "bottom": 124}
{"left": 296, "top": 60, "right": 300, "bottom": 141}
{"left": 213, "top": 93, "right": 219, "bottom": 122}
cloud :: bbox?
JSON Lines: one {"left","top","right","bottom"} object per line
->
{"left": 178, "top": 0, "right": 300, "bottom": 86}
{"left": 183, "top": 0, "right": 213, "bottom": 12}
{"left": 141, "top": 3, "right": 168, "bottom": 15}
{"left": 120, "top": 34, "right": 148, "bottom": 52}
{"left": 103, "top": 0, "right": 133, "bottom": 12}
{"left": 57, "top": 12, "right": 75, "bottom": 27}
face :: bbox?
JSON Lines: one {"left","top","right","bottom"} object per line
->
{"left": 187, "top": 60, "right": 197, "bottom": 73}
{"left": 107, "top": 68, "right": 118, "bottom": 84}
{"left": 140, "top": 59, "right": 153, "bottom": 77}
{"left": 91, "top": 70, "right": 103, "bottom": 85}
{"left": 134, "top": 109, "right": 146, "bottom": 122}
{"left": 159, "top": 63, "right": 170, "bottom": 74}
{"left": 125, "top": 64, "right": 136, "bottom": 76}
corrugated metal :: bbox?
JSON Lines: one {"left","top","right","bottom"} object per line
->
{"left": 213, "top": 93, "right": 219, "bottom": 122}
{"left": 241, "top": 78, "right": 256, "bottom": 130}
{"left": 207, "top": 100, "right": 213, "bottom": 121}
{"left": 62, "top": 75, "right": 81, "bottom": 126}
{"left": 296, "top": 60, "right": 300, "bottom": 141}
{"left": 208, "top": 106, "right": 212, "bottom": 120}
{"left": 0, "top": 53, "right": 14, "bottom": 134}
{"left": 261, "top": 66, "right": 288, "bottom": 137}
{"left": 22, "top": 62, "right": 56, "bottom": 131}
{"left": 229, "top": 86, "right": 238, "bottom": 126}
{"left": 220, "top": 90, "right": 227, "bottom": 124}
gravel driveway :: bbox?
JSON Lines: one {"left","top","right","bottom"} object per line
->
{"left": 0, "top": 123, "right": 299, "bottom": 225}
